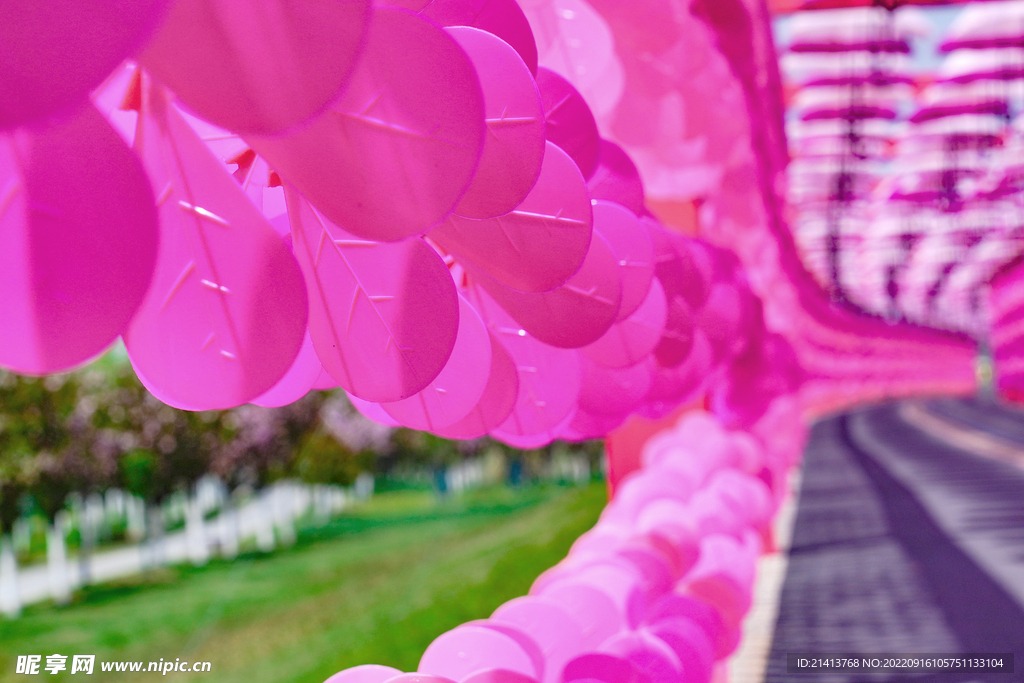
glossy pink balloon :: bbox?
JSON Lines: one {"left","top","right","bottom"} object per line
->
{"left": 431, "top": 142, "right": 592, "bottom": 293}
{"left": 647, "top": 623, "right": 714, "bottom": 683}
{"left": 325, "top": 665, "right": 403, "bottom": 683}
{"left": 0, "top": 104, "right": 157, "bottom": 374}
{"left": 599, "top": 632, "right": 682, "bottom": 683}
{"left": 592, "top": 201, "right": 655, "bottom": 321}
{"left": 285, "top": 188, "right": 458, "bottom": 403}
{"left": 578, "top": 358, "right": 652, "bottom": 417}
{"left": 434, "top": 331, "right": 519, "bottom": 439}
{"left": 462, "top": 670, "right": 540, "bottom": 683}
{"left": 561, "top": 408, "right": 628, "bottom": 442}
{"left": 536, "top": 68, "right": 600, "bottom": 180}
{"left": 124, "top": 84, "right": 306, "bottom": 409}
{"left": 0, "top": 0, "right": 169, "bottom": 129}
{"left": 492, "top": 597, "right": 585, "bottom": 683}
{"left": 561, "top": 654, "right": 646, "bottom": 683}
{"left": 468, "top": 621, "right": 547, "bottom": 682}
{"left": 251, "top": 330, "right": 322, "bottom": 407}
{"left": 469, "top": 231, "right": 621, "bottom": 349}
{"left": 348, "top": 392, "right": 402, "bottom": 427}
{"left": 312, "top": 367, "right": 340, "bottom": 391}
{"left": 536, "top": 584, "right": 624, "bottom": 653}
{"left": 447, "top": 27, "right": 545, "bottom": 219}
{"left": 142, "top": 0, "right": 370, "bottom": 135}
{"left": 587, "top": 141, "right": 645, "bottom": 216}
{"left": 583, "top": 278, "right": 666, "bottom": 369}
{"left": 382, "top": 0, "right": 538, "bottom": 76}
{"left": 382, "top": 295, "right": 491, "bottom": 431}
{"left": 419, "top": 626, "right": 539, "bottom": 681}
{"left": 249, "top": 8, "right": 484, "bottom": 241}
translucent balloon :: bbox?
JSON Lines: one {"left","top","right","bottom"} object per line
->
{"left": 578, "top": 359, "right": 652, "bottom": 417}
{"left": 419, "top": 625, "right": 540, "bottom": 681}
{"left": 251, "top": 330, "right": 322, "bottom": 407}
{"left": 124, "top": 82, "right": 306, "bottom": 409}
{"left": 561, "top": 654, "right": 644, "bottom": 683}
{"left": 347, "top": 393, "right": 402, "bottom": 428}
{"left": 249, "top": 8, "right": 484, "bottom": 241}
{"left": 432, "top": 142, "right": 593, "bottom": 293}
{"left": 592, "top": 201, "right": 655, "bottom": 321}
{"left": 492, "top": 597, "right": 586, "bottom": 683}
{"left": 536, "top": 68, "right": 600, "bottom": 179}
{"left": 598, "top": 631, "right": 682, "bottom": 683}
{"left": 434, "top": 331, "right": 519, "bottom": 439}
{"left": 583, "top": 279, "right": 666, "bottom": 369}
{"left": 447, "top": 27, "right": 545, "bottom": 219}
{"left": 462, "top": 670, "right": 540, "bottom": 683}
{"left": 587, "top": 141, "right": 644, "bottom": 216}
{"left": 535, "top": 584, "right": 623, "bottom": 652}
{"left": 0, "top": 104, "right": 158, "bottom": 374}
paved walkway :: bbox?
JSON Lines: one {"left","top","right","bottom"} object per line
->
{"left": 764, "top": 402, "right": 1024, "bottom": 683}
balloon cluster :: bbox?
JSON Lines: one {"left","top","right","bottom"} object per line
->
{"left": 0, "top": 0, "right": 795, "bottom": 445}
{"left": 324, "top": 404, "right": 806, "bottom": 683}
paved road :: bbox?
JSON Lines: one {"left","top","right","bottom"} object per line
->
{"left": 765, "top": 401, "right": 1024, "bottom": 683}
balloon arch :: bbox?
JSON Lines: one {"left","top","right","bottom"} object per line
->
{"left": 0, "top": 0, "right": 999, "bottom": 682}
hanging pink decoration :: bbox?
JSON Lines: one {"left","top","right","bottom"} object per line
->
{"left": 381, "top": 295, "right": 491, "bottom": 431}
{"left": 324, "top": 665, "right": 403, "bottom": 683}
{"left": 431, "top": 141, "right": 592, "bottom": 293}
{"left": 433, "top": 331, "right": 519, "bottom": 440}
{"left": 347, "top": 392, "right": 401, "bottom": 428}
{"left": 447, "top": 26, "right": 545, "bottom": 219}
{"left": 0, "top": 104, "right": 158, "bottom": 374}
{"left": 284, "top": 188, "right": 458, "bottom": 403}
{"left": 491, "top": 597, "right": 585, "bottom": 683}
{"left": 578, "top": 358, "right": 652, "bottom": 418}
{"left": 592, "top": 201, "right": 655, "bottom": 322}
{"left": 419, "top": 625, "right": 540, "bottom": 681}
{"left": 583, "top": 279, "right": 666, "bottom": 369}
{"left": 469, "top": 231, "right": 621, "bottom": 349}
{"left": 123, "top": 80, "right": 307, "bottom": 410}
{"left": 0, "top": 0, "right": 169, "bottom": 129}
{"left": 141, "top": 0, "right": 371, "bottom": 135}
{"left": 535, "top": 68, "right": 600, "bottom": 180}
{"left": 251, "top": 331, "right": 323, "bottom": 408}
{"left": 249, "top": 7, "right": 485, "bottom": 242}
{"left": 537, "top": 584, "right": 623, "bottom": 653}
{"left": 587, "top": 141, "right": 645, "bottom": 216}
{"left": 382, "top": 0, "right": 539, "bottom": 76}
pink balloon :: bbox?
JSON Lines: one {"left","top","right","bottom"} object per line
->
{"left": 382, "top": 0, "right": 538, "bottom": 76}
{"left": 347, "top": 392, "right": 402, "bottom": 427}
{"left": 561, "top": 407, "right": 628, "bottom": 442}
{"left": 561, "top": 654, "right": 647, "bottom": 683}
{"left": 382, "top": 295, "right": 491, "bottom": 431}
{"left": 652, "top": 291, "right": 695, "bottom": 370}
{"left": 583, "top": 279, "right": 666, "bottom": 369}
{"left": 0, "top": 0, "right": 169, "bottom": 129}
{"left": 251, "top": 330, "right": 322, "bottom": 407}
{"left": 124, "top": 83, "right": 306, "bottom": 409}
{"left": 468, "top": 231, "right": 621, "bottom": 349}
{"left": 433, "top": 331, "right": 519, "bottom": 439}
{"left": 446, "top": 27, "right": 545, "bottom": 219}
{"left": 535, "top": 68, "right": 600, "bottom": 180}
{"left": 0, "top": 104, "right": 157, "bottom": 374}
{"left": 141, "top": 0, "right": 370, "bottom": 135}
{"left": 578, "top": 359, "right": 652, "bottom": 417}
{"left": 431, "top": 142, "right": 592, "bottom": 293}
{"left": 467, "top": 621, "right": 547, "bottom": 683}
{"left": 312, "top": 367, "right": 340, "bottom": 391}
{"left": 385, "top": 676, "right": 458, "bottom": 683}
{"left": 284, "top": 188, "right": 459, "bottom": 403}
{"left": 587, "top": 141, "right": 644, "bottom": 216}
{"left": 646, "top": 225, "right": 709, "bottom": 312}
{"left": 646, "top": 623, "right": 714, "bottom": 683}
{"left": 419, "top": 626, "right": 539, "bottom": 681}
{"left": 492, "top": 597, "right": 586, "bottom": 683}
{"left": 462, "top": 670, "right": 539, "bottom": 683}
{"left": 599, "top": 632, "right": 682, "bottom": 683}
{"left": 592, "top": 201, "right": 655, "bottom": 321}
{"left": 693, "top": 283, "right": 744, "bottom": 364}
{"left": 537, "top": 583, "right": 624, "bottom": 653}
{"left": 325, "top": 665, "right": 404, "bottom": 683}
{"left": 249, "top": 8, "right": 484, "bottom": 241}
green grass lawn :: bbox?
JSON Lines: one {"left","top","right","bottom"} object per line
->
{"left": 0, "top": 482, "right": 607, "bottom": 683}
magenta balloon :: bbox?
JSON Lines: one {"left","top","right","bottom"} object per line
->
{"left": 535, "top": 68, "right": 600, "bottom": 180}
{"left": 347, "top": 392, "right": 402, "bottom": 427}
{"left": 382, "top": 295, "right": 490, "bottom": 431}
{"left": 646, "top": 623, "right": 714, "bottom": 683}
{"left": 251, "top": 330, "right": 321, "bottom": 407}
{"left": 467, "top": 621, "right": 547, "bottom": 681}
{"left": 646, "top": 225, "right": 709, "bottom": 312}
{"left": 434, "top": 331, "right": 519, "bottom": 439}
{"left": 562, "top": 655, "right": 645, "bottom": 683}
{"left": 492, "top": 597, "right": 586, "bottom": 683}
{"left": 587, "top": 141, "right": 644, "bottom": 216}
{"left": 544, "top": 562, "right": 647, "bottom": 627}
{"left": 0, "top": 104, "right": 157, "bottom": 374}
{"left": 599, "top": 632, "right": 682, "bottom": 683}
{"left": 561, "top": 407, "right": 628, "bottom": 442}
{"left": 645, "top": 330, "right": 711, "bottom": 406}
{"left": 643, "top": 595, "right": 728, "bottom": 659}
{"left": 446, "top": 27, "right": 545, "bottom": 219}
{"left": 0, "top": 0, "right": 169, "bottom": 129}
{"left": 383, "top": 0, "right": 538, "bottom": 76}
{"left": 248, "top": 8, "right": 484, "bottom": 241}
{"left": 578, "top": 358, "right": 652, "bottom": 417}
{"left": 469, "top": 231, "right": 621, "bottom": 349}
{"left": 463, "top": 671, "right": 540, "bottom": 683}
{"left": 141, "top": 0, "right": 370, "bottom": 135}
{"left": 285, "top": 188, "right": 458, "bottom": 403}
{"left": 124, "top": 85, "right": 306, "bottom": 410}
{"left": 537, "top": 584, "right": 624, "bottom": 652}
{"left": 325, "top": 665, "right": 404, "bottom": 683}
{"left": 431, "top": 141, "right": 592, "bottom": 293}
{"left": 583, "top": 278, "right": 666, "bottom": 369}
{"left": 652, "top": 291, "right": 695, "bottom": 370}
{"left": 419, "top": 626, "right": 539, "bottom": 681}
{"left": 312, "top": 367, "right": 339, "bottom": 391}
{"left": 592, "top": 201, "right": 655, "bottom": 321}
